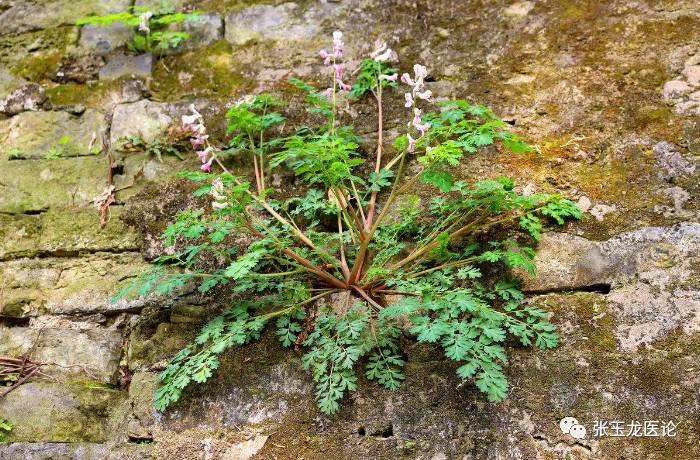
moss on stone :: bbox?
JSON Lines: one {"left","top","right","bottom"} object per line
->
{"left": 0, "top": 382, "right": 125, "bottom": 442}
{"left": 150, "top": 40, "right": 247, "bottom": 100}
{"left": 1, "top": 27, "right": 79, "bottom": 83}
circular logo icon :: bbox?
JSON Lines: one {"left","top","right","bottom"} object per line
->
{"left": 559, "top": 416, "right": 579, "bottom": 434}
{"left": 569, "top": 424, "right": 587, "bottom": 439}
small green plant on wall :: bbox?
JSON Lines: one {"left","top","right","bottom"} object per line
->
{"left": 0, "top": 418, "right": 13, "bottom": 443}
{"left": 44, "top": 135, "right": 71, "bottom": 160}
{"left": 77, "top": 2, "right": 200, "bottom": 55}
{"left": 117, "top": 33, "right": 581, "bottom": 415}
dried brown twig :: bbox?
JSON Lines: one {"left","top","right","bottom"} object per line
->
{"left": 0, "top": 329, "right": 100, "bottom": 399}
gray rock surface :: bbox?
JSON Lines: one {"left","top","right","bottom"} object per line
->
{"left": 0, "top": 327, "right": 123, "bottom": 383}
{"left": 79, "top": 23, "right": 132, "bottom": 56}
{"left": 524, "top": 224, "right": 700, "bottom": 351}
{"left": 0, "top": 382, "right": 125, "bottom": 442}
{"left": 0, "top": 82, "right": 47, "bottom": 116}
{"left": 0, "top": 442, "right": 152, "bottom": 460}
{"left": 0, "top": 0, "right": 699, "bottom": 458}
{"left": 653, "top": 141, "right": 697, "bottom": 181}
{"left": 99, "top": 53, "right": 153, "bottom": 81}
{"left": 224, "top": 2, "right": 340, "bottom": 45}
{"left": 0, "top": 253, "right": 152, "bottom": 317}
{"left": 0, "top": 0, "right": 131, "bottom": 36}
{"left": 110, "top": 99, "right": 173, "bottom": 146}
{"left": 0, "top": 156, "right": 106, "bottom": 213}
{"left": 523, "top": 224, "right": 700, "bottom": 291}
{"left": 0, "top": 207, "right": 139, "bottom": 261}
{"left": 0, "top": 110, "right": 104, "bottom": 159}
{"left": 167, "top": 12, "right": 223, "bottom": 52}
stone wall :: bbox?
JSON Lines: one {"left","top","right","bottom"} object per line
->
{"left": 0, "top": 1, "right": 699, "bottom": 459}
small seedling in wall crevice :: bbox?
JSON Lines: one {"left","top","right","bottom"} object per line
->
{"left": 77, "top": 1, "right": 200, "bottom": 57}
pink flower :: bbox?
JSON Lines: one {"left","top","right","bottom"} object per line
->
{"left": 196, "top": 146, "right": 212, "bottom": 162}
{"left": 138, "top": 11, "right": 153, "bottom": 33}
{"left": 182, "top": 104, "right": 203, "bottom": 125}
{"left": 332, "top": 31, "right": 344, "bottom": 58}
{"left": 334, "top": 63, "right": 344, "bottom": 81}
{"left": 412, "top": 108, "right": 430, "bottom": 134}
{"left": 374, "top": 48, "right": 398, "bottom": 62}
{"left": 402, "top": 64, "right": 429, "bottom": 92}
{"left": 379, "top": 73, "right": 398, "bottom": 81}
{"left": 407, "top": 133, "right": 416, "bottom": 152}
{"left": 415, "top": 89, "right": 432, "bottom": 101}
{"left": 404, "top": 92, "right": 414, "bottom": 107}
{"left": 190, "top": 135, "right": 208, "bottom": 149}
{"left": 370, "top": 40, "right": 398, "bottom": 62}
{"left": 210, "top": 177, "right": 228, "bottom": 209}
{"left": 320, "top": 31, "right": 351, "bottom": 94}
{"left": 413, "top": 64, "right": 428, "bottom": 81}
{"left": 370, "top": 40, "right": 387, "bottom": 58}
{"left": 201, "top": 157, "right": 214, "bottom": 172}
{"left": 319, "top": 49, "right": 332, "bottom": 65}
{"left": 182, "top": 114, "right": 199, "bottom": 126}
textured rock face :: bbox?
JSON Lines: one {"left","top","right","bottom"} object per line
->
{"left": 0, "top": 80, "right": 47, "bottom": 116}
{"left": 0, "top": 0, "right": 131, "bottom": 36}
{"left": 523, "top": 224, "right": 700, "bottom": 351}
{"left": 0, "top": 109, "right": 105, "bottom": 159}
{"left": 79, "top": 23, "right": 133, "bottom": 56}
{"left": 110, "top": 100, "right": 173, "bottom": 146}
{"left": 0, "top": 0, "right": 699, "bottom": 459}
{"left": 0, "top": 327, "right": 123, "bottom": 383}
{"left": 99, "top": 54, "right": 154, "bottom": 81}
{"left": 0, "top": 207, "right": 139, "bottom": 260}
{"left": 224, "top": 3, "right": 332, "bottom": 45}
{"left": 0, "top": 382, "right": 124, "bottom": 442}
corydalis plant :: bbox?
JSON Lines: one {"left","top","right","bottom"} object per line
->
{"left": 118, "top": 31, "right": 581, "bottom": 415}
{"left": 77, "top": 4, "right": 200, "bottom": 55}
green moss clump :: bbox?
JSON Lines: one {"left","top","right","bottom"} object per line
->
{"left": 150, "top": 40, "right": 247, "bottom": 99}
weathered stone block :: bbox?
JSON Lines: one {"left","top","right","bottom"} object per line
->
{"left": 0, "top": 443, "right": 152, "bottom": 460}
{"left": 110, "top": 99, "right": 173, "bottom": 147}
{"left": 79, "top": 23, "right": 132, "bottom": 56}
{"left": 167, "top": 13, "right": 223, "bottom": 52}
{"left": 0, "top": 0, "right": 131, "bottom": 36}
{"left": 224, "top": 2, "right": 330, "bottom": 45}
{"left": 522, "top": 224, "right": 700, "bottom": 292}
{"left": 0, "top": 253, "right": 152, "bottom": 317}
{"left": 0, "top": 109, "right": 105, "bottom": 160}
{"left": 0, "top": 68, "right": 27, "bottom": 100}
{"left": 0, "top": 68, "right": 47, "bottom": 115}
{"left": 0, "top": 206, "right": 139, "bottom": 260}
{"left": 0, "top": 156, "right": 107, "bottom": 213}
{"left": 0, "top": 327, "right": 123, "bottom": 383}
{"left": 99, "top": 53, "right": 153, "bottom": 81}
{"left": 128, "top": 321, "right": 197, "bottom": 371}
{"left": 0, "top": 382, "right": 125, "bottom": 442}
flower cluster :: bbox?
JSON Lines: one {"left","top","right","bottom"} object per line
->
{"left": 320, "top": 31, "right": 351, "bottom": 94}
{"left": 181, "top": 105, "right": 214, "bottom": 172}
{"left": 401, "top": 64, "right": 433, "bottom": 152}
{"left": 137, "top": 11, "right": 153, "bottom": 33}
{"left": 210, "top": 177, "right": 227, "bottom": 210}
{"left": 370, "top": 41, "right": 398, "bottom": 63}
{"left": 402, "top": 64, "right": 432, "bottom": 107}
{"left": 371, "top": 40, "right": 399, "bottom": 83}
